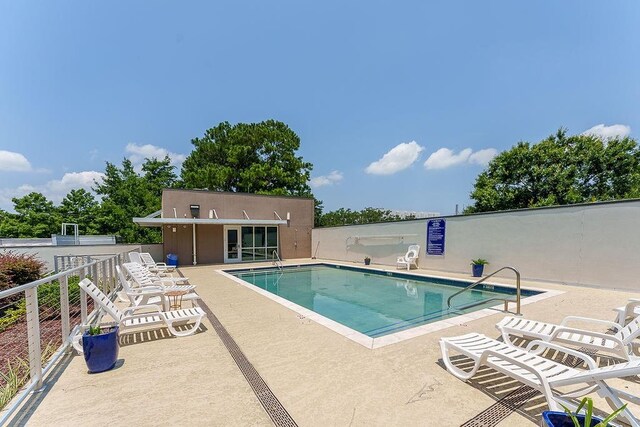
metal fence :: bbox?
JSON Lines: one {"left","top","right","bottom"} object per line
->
{"left": 0, "top": 250, "right": 135, "bottom": 424}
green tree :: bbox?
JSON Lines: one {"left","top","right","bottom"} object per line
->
{"left": 59, "top": 189, "right": 100, "bottom": 235}
{"left": 94, "top": 157, "right": 177, "bottom": 243}
{"left": 314, "top": 198, "right": 324, "bottom": 227}
{"left": 11, "top": 193, "right": 61, "bottom": 237}
{"left": 466, "top": 129, "right": 640, "bottom": 213}
{"left": 318, "top": 207, "right": 402, "bottom": 227}
{"left": 181, "top": 120, "right": 313, "bottom": 196}
{"left": 0, "top": 209, "right": 19, "bottom": 238}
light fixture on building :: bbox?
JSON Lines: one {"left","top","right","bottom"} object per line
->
{"left": 190, "top": 204, "right": 200, "bottom": 218}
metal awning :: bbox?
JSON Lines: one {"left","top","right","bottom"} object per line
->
{"left": 132, "top": 217, "right": 288, "bottom": 227}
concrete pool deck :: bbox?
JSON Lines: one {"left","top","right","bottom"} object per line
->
{"left": 8, "top": 259, "right": 640, "bottom": 426}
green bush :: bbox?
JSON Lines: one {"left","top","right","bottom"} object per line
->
{"left": 37, "top": 276, "right": 81, "bottom": 315}
{"left": 0, "top": 251, "right": 44, "bottom": 305}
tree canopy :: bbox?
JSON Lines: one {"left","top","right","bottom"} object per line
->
{"left": 94, "top": 157, "right": 177, "bottom": 243}
{"left": 181, "top": 120, "right": 313, "bottom": 196}
{"left": 59, "top": 189, "right": 100, "bottom": 235}
{"left": 466, "top": 129, "right": 640, "bottom": 213}
{"left": 0, "top": 120, "right": 317, "bottom": 242}
{"left": 316, "top": 207, "right": 408, "bottom": 227}
{"left": 0, "top": 193, "right": 61, "bottom": 238}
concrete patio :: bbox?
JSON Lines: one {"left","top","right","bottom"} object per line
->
{"left": 8, "top": 260, "right": 640, "bottom": 426}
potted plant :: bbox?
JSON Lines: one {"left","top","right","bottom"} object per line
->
{"left": 471, "top": 259, "right": 488, "bottom": 277}
{"left": 76, "top": 324, "right": 120, "bottom": 373}
{"left": 542, "top": 397, "right": 626, "bottom": 426}
{"left": 364, "top": 256, "right": 371, "bottom": 266}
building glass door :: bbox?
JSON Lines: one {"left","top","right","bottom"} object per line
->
{"left": 224, "top": 227, "right": 240, "bottom": 263}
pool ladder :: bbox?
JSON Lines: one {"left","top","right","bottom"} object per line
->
{"left": 272, "top": 250, "right": 283, "bottom": 271}
{"left": 446, "top": 266, "right": 522, "bottom": 316}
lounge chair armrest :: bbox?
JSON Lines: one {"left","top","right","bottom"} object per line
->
{"left": 151, "top": 277, "right": 182, "bottom": 286}
{"left": 128, "top": 287, "right": 164, "bottom": 295}
{"left": 525, "top": 339, "right": 598, "bottom": 369}
{"left": 122, "top": 304, "right": 163, "bottom": 316}
{"left": 622, "top": 299, "right": 640, "bottom": 314}
{"left": 560, "top": 316, "right": 622, "bottom": 331}
{"left": 154, "top": 262, "right": 171, "bottom": 268}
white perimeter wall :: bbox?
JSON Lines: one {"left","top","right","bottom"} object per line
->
{"left": 312, "top": 201, "right": 640, "bottom": 291}
{"left": 0, "top": 244, "right": 163, "bottom": 272}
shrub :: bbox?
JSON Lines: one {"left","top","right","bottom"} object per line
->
{"left": 0, "top": 251, "right": 44, "bottom": 304}
{"left": 0, "top": 251, "right": 44, "bottom": 288}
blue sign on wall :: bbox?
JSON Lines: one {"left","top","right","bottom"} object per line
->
{"left": 426, "top": 219, "right": 446, "bottom": 256}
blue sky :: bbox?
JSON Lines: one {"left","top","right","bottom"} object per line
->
{"left": 0, "top": 1, "right": 638, "bottom": 215}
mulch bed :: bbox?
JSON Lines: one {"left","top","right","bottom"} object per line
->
{"left": 0, "top": 301, "right": 92, "bottom": 388}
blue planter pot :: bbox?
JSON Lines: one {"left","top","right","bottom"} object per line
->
{"left": 82, "top": 326, "right": 119, "bottom": 373}
{"left": 541, "top": 411, "right": 603, "bottom": 427}
{"left": 472, "top": 264, "right": 485, "bottom": 277}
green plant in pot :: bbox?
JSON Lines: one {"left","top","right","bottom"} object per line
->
{"left": 542, "top": 397, "right": 627, "bottom": 426}
{"left": 72, "top": 323, "right": 120, "bottom": 373}
{"left": 364, "top": 256, "right": 371, "bottom": 266}
{"left": 471, "top": 259, "right": 488, "bottom": 277}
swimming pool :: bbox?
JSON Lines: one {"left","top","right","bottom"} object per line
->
{"left": 224, "top": 263, "right": 546, "bottom": 346}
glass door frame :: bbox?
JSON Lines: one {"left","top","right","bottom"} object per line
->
{"left": 223, "top": 226, "right": 242, "bottom": 263}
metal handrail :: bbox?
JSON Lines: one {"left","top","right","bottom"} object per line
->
{"left": 272, "top": 250, "right": 283, "bottom": 270}
{"left": 447, "top": 266, "right": 522, "bottom": 315}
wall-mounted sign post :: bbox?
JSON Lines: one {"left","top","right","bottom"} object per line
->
{"left": 426, "top": 219, "right": 446, "bottom": 256}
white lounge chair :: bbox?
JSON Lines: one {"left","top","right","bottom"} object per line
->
{"left": 128, "top": 251, "right": 144, "bottom": 265}
{"left": 140, "top": 252, "right": 176, "bottom": 274}
{"left": 440, "top": 333, "right": 640, "bottom": 426}
{"left": 124, "top": 261, "right": 189, "bottom": 285}
{"left": 116, "top": 266, "right": 200, "bottom": 310}
{"left": 397, "top": 245, "right": 420, "bottom": 271}
{"left": 614, "top": 299, "right": 640, "bottom": 325}
{"left": 497, "top": 315, "right": 640, "bottom": 361}
{"left": 79, "top": 278, "right": 205, "bottom": 337}
{"left": 123, "top": 262, "right": 196, "bottom": 293}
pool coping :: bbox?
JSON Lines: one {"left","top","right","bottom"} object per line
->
{"left": 217, "top": 262, "right": 565, "bottom": 349}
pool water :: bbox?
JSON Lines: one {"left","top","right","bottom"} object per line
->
{"left": 228, "top": 264, "right": 538, "bottom": 338}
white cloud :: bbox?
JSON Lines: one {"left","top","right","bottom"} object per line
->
{"left": 125, "top": 143, "right": 186, "bottom": 170}
{"left": 424, "top": 147, "right": 498, "bottom": 170}
{"left": 424, "top": 148, "right": 472, "bottom": 169}
{"left": 365, "top": 141, "right": 424, "bottom": 175}
{"left": 0, "top": 150, "right": 33, "bottom": 172}
{"left": 468, "top": 148, "right": 499, "bottom": 165}
{"left": 45, "top": 171, "right": 105, "bottom": 198}
{"left": 310, "top": 170, "right": 343, "bottom": 188}
{"left": 0, "top": 171, "right": 105, "bottom": 211}
{"left": 582, "top": 124, "right": 631, "bottom": 140}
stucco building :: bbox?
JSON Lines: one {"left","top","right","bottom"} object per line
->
{"left": 133, "top": 189, "right": 314, "bottom": 265}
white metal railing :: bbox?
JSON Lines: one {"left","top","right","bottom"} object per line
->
{"left": 446, "top": 266, "right": 522, "bottom": 315}
{"left": 271, "top": 250, "right": 283, "bottom": 270}
{"left": 0, "top": 249, "right": 135, "bottom": 424}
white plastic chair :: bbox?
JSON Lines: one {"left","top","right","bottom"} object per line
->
{"left": 614, "top": 299, "right": 640, "bottom": 325}
{"left": 497, "top": 315, "right": 640, "bottom": 361}
{"left": 116, "top": 265, "right": 200, "bottom": 310}
{"left": 123, "top": 263, "right": 196, "bottom": 294}
{"left": 140, "top": 252, "right": 175, "bottom": 274}
{"left": 440, "top": 333, "right": 640, "bottom": 426}
{"left": 397, "top": 245, "right": 420, "bottom": 270}
{"left": 124, "top": 261, "right": 189, "bottom": 285}
{"left": 78, "top": 278, "right": 205, "bottom": 337}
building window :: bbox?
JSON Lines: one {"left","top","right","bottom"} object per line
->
{"left": 241, "top": 226, "right": 278, "bottom": 262}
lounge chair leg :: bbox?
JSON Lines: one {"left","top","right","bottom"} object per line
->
{"left": 166, "top": 318, "right": 203, "bottom": 337}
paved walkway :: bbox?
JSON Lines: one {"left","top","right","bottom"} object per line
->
{"left": 10, "top": 260, "right": 640, "bottom": 426}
